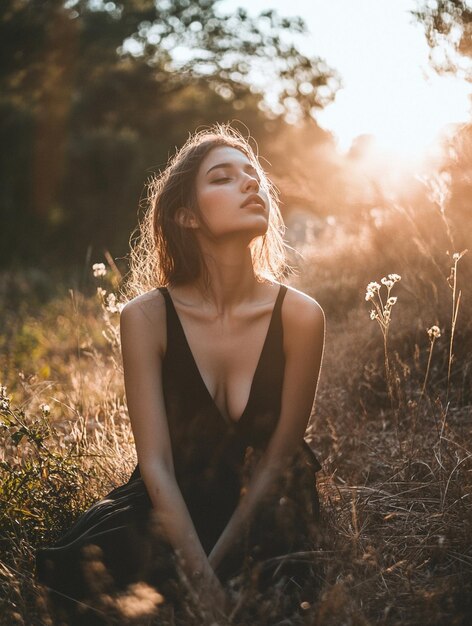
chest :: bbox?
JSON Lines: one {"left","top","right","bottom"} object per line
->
{"left": 188, "top": 314, "right": 267, "bottom": 372}
{"left": 168, "top": 301, "right": 279, "bottom": 424}
{"left": 167, "top": 290, "right": 282, "bottom": 423}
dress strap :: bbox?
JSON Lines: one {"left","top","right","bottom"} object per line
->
{"left": 275, "top": 283, "right": 288, "bottom": 309}
{"left": 157, "top": 285, "right": 172, "bottom": 317}
{"left": 272, "top": 283, "right": 288, "bottom": 337}
{"left": 157, "top": 286, "right": 170, "bottom": 298}
{"left": 156, "top": 286, "right": 180, "bottom": 352}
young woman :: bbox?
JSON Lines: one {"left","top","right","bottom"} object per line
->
{"left": 36, "top": 125, "right": 325, "bottom": 624}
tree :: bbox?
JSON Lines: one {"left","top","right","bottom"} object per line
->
{"left": 0, "top": 0, "right": 340, "bottom": 268}
{"left": 412, "top": 0, "right": 472, "bottom": 81}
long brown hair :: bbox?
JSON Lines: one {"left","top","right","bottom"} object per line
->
{"left": 122, "top": 124, "right": 288, "bottom": 299}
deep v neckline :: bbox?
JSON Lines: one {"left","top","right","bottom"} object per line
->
{"left": 164, "top": 284, "right": 283, "bottom": 426}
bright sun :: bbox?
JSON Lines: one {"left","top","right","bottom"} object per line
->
{"left": 306, "top": 0, "right": 472, "bottom": 167}
{"left": 219, "top": 0, "right": 471, "bottom": 167}
{"left": 318, "top": 72, "right": 470, "bottom": 166}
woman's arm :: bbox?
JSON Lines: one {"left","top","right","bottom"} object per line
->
{"left": 208, "top": 288, "right": 325, "bottom": 574}
{"left": 120, "top": 295, "right": 225, "bottom": 606}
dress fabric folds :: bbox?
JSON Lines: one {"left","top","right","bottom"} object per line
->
{"left": 36, "top": 284, "right": 323, "bottom": 622}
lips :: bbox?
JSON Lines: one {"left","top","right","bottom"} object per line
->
{"left": 241, "top": 194, "right": 265, "bottom": 209}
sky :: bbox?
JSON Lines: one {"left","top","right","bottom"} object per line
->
{"left": 219, "top": 0, "right": 472, "bottom": 162}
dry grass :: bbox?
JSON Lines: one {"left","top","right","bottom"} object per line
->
{"left": 1, "top": 196, "right": 472, "bottom": 625}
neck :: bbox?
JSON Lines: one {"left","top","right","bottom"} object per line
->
{"left": 185, "top": 239, "right": 263, "bottom": 315}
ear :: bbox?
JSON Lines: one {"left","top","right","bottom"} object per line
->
{"left": 175, "top": 207, "right": 199, "bottom": 230}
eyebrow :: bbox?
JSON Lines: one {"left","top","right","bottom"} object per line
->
{"left": 206, "top": 162, "right": 258, "bottom": 176}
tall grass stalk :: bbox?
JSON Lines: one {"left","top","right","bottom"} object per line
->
{"left": 446, "top": 250, "right": 467, "bottom": 401}
{"left": 421, "top": 326, "right": 441, "bottom": 398}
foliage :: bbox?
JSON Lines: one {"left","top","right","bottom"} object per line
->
{"left": 413, "top": 0, "right": 472, "bottom": 80}
{"left": 0, "top": 392, "right": 89, "bottom": 543}
{"left": 0, "top": 0, "right": 340, "bottom": 269}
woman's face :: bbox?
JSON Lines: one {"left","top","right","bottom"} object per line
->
{"left": 192, "top": 146, "right": 270, "bottom": 242}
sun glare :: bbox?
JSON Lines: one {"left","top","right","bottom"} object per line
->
{"left": 220, "top": 0, "right": 471, "bottom": 168}
{"left": 320, "top": 72, "right": 470, "bottom": 167}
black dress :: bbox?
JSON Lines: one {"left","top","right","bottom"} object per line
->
{"left": 36, "top": 284, "right": 323, "bottom": 623}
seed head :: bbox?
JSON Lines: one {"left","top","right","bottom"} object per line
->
{"left": 387, "top": 296, "right": 397, "bottom": 306}
{"left": 365, "top": 281, "right": 381, "bottom": 301}
{"left": 381, "top": 277, "right": 394, "bottom": 289}
{"left": 388, "top": 273, "right": 401, "bottom": 282}
{"left": 367, "top": 281, "right": 381, "bottom": 293}
{"left": 427, "top": 325, "right": 441, "bottom": 339}
{"left": 40, "top": 403, "right": 51, "bottom": 416}
{"left": 0, "top": 385, "right": 10, "bottom": 411}
{"left": 105, "top": 292, "right": 124, "bottom": 313}
{"left": 370, "top": 310, "right": 377, "bottom": 320}
{"left": 92, "top": 263, "right": 107, "bottom": 278}
{"left": 106, "top": 293, "right": 117, "bottom": 311}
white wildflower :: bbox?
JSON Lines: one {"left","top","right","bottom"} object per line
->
{"left": 381, "top": 277, "right": 394, "bottom": 289}
{"left": 0, "top": 385, "right": 10, "bottom": 411}
{"left": 105, "top": 293, "right": 124, "bottom": 313}
{"left": 451, "top": 249, "right": 468, "bottom": 263}
{"left": 366, "top": 275, "right": 400, "bottom": 327}
{"left": 106, "top": 292, "right": 116, "bottom": 307}
{"left": 40, "top": 403, "right": 51, "bottom": 416}
{"left": 106, "top": 293, "right": 120, "bottom": 313}
{"left": 365, "top": 281, "right": 381, "bottom": 301}
{"left": 92, "top": 263, "right": 107, "bottom": 278}
{"left": 96, "top": 287, "right": 107, "bottom": 298}
{"left": 367, "top": 281, "right": 381, "bottom": 293}
{"left": 427, "top": 325, "right": 441, "bottom": 340}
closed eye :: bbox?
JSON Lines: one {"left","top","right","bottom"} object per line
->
{"left": 212, "top": 177, "right": 232, "bottom": 183}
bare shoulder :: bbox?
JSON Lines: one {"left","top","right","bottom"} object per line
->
{"left": 283, "top": 285, "right": 325, "bottom": 336}
{"left": 120, "top": 289, "right": 167, "bottom": 353}
{"left": 120, "top": 288, "right": 166, "bottom": 320}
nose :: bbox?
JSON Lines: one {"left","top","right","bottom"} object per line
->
{"left": 242, "top": 172, "right": 259, "bottom": 192}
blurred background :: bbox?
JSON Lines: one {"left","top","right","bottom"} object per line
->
{"left": 1, "top": 0, "right": 470, "bottom": 277}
